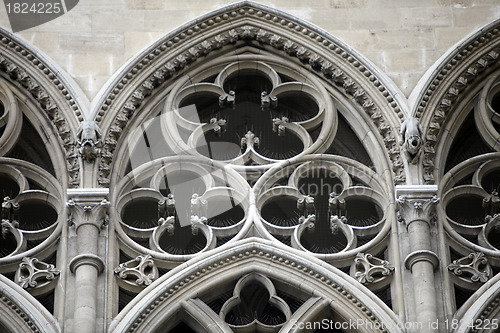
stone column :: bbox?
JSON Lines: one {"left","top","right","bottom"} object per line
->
{"left": 67, "top": 189, "right": 109, "bottom": 333}
{"left": 396, "top": 185, "right": 440, "bottom": 333}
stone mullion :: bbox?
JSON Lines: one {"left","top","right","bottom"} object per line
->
{"left": 67, "top": 189, "right": 109, "bottom": 333}
{"left": 396, "top": 185, "right": 441, "bottom": 333}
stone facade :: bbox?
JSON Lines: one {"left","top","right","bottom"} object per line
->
{"left": 0, "top": 1, "right": 500, "bottom": 333}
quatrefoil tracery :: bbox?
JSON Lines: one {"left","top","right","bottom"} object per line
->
{"left": 117, "top": 157, "right": 250, "bottom": 259}
{"left": 0, "top": 164, "right": 61, "bottom": 260}
{"left": 256, "top": 159, "right": 387, "bottom": 262}
{"left": 442, "top": 158, "right": 500, "bottom": 252}
{"left": 162, "top": 59, "right": 335, "bottom": 165}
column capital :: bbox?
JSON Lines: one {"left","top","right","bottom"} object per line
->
{"left": 67, "top": 188, "right": 110, "bottom": 232}
{"left": 395, "top": 185, "right": 439, "bottom": 226}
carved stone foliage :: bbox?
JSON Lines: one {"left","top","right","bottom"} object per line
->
{"left": 396, "top": 192, "right": 439, "bottom": 226}
{"left": 15, "top": 257, "right": 60, "bottom": 290}
{"left": 0, "top": 32, "right": 81, "bottom": 186}
{"left": 414, "top": 24, "right": 500, "bottom": 184}
{"left": 114, "top": 255, "right": 159, "bottom": 290}
{"left": 97, "top": 3, "right": 405, "bottom": 186}
{"left": 67, "top": 197, "right": 110, "bottom": 232}
{"left": 448, "top": 252, "right": 492, "bottom": 284}
{"left": 352, "top": 253, "right": 394, "bottom": 286}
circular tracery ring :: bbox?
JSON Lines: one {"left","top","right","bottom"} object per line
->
{"left": 115, "top": 156, "right": 251, "bottom": 263}
{"left": 254, "top": 155, "right": 390, "bottom": 266}
{"left": 441, "top": 155, "right": 500, "bottom": 264}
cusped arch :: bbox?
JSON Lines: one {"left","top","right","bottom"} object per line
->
{"left": 0, "top": 274, "right": 61, "bottom": 333}
{"left": 0, "top": 26, "right": 87, "bottom": 187}
{"left": 409, "top": 18, "right": 500, "bottom": 184}
{"left": 109, "top": 238, "right": 403, "bottom": 333}
{"left": 94, "top": 0, "right": 409, "bottom": 187}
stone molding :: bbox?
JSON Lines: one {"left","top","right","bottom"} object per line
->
{"left": 108, "top": 238, "right": 404, "bottom": 333}
{"left": 353, "top": 252, "right": 395, "bottom": 286}
{"left": 0, "top": 27, "right": 85, "bottom": 187}
{"left": 67, "top": 188, "right": 110, "bottom": 232}
{"left": 69, "top": 254, "right": 105, "bottom": 274}
{"left": 95, "top": 1, "right": 407, "bottom": 186}
{"left": 404, "top": 250, "right": 440, "bottom": 272}
{"left": 411, "top": 19, "right": 500, "bottom": 184}
{"left": 0, "top": 274, "right": 61, "bottom": 333}
{"left": 114, "top": 254, "right": 159, "bottom": 290}
{"left": 395, "top": 185, "right": 439, "bottom": 226}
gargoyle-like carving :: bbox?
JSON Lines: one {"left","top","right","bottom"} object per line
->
{"left": 261, "top": 91, "right": 277, "bottom": 108}
{"left": 77, "top": 120, "right": 102, "bottom": 162}
{"left": 328, "top": 192, "right": 345, "bottom": 214}
{"left": 158, "top": 216, "right": 175, "bottom": 235}
{"left": 1, "top": 219, "right": 18, "bottom": 238}
{"left": 399, "top": 117, "right": 424, "bottom": 164}
{"left": 297, "top": 195, "right": 315, "bottom": 216}
{"left": 483, "top": 190, "right": 500, "bottom": 216}
{"left": 485, "top": 213, "right": 500, "bottom": 231}
{"left": 158, "top": 194, "right": 176, "bottom": 217}
{"left": 272, "top": 117, "right": 288, "bottom": 136}
{"left": 448, "top": 252, "right": 492, "bottom": 283}
{"left": 15, "top": 257, "right": 60, "bottom": 289}
{"left": 191, "top": 194, "right": 208, "bottom": 218}
{"left": 353, "top": 253, "right": 395, "bottom": 285}
{"left": 114, "top": 255, "right": 158, "bottom": 287}
{"left": 2, "top": 196, "right": 19, "bottom": 221}
{"left": 210, "top": 118, "right": 227, "bottom": 136}
{"left": 298, "top": 214, "right": 316, "bottom": 231}
{"left": 240, "top": 131, "right": 260, "bottom": 151}
{"left": 191, "top": 215, "right": 207, "bottom": 235}
{"left": 330, "top": 215, "right": 346, "bottom": 235}
{"left": 219, "top": 90, "right": 235, "bottom": 107}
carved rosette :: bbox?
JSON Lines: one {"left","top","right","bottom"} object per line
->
{"left": 114, "top": 255, "right": 159, "bottom": 289}
{"left": 448, "top": 252, "right": 492, "bottom": 284}
{"left": 15, "top": 257, "right": 60, "bottom": 290}
{"left": 352, "top": 253, "right": 395, "bottom": 286}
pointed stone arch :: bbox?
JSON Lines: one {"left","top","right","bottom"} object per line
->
{"left": 452, "top": 273, "right": 500, "bottom": 333}
{"left": 108, "top": 238, "right": 403, "bottom": 333}
{"left": 0, "top": 274, "right": 61, "bottom": 333}
{"left": 94, "top": 0, "right": 409, "bottom": 187}
{"left": 0, "top": 27, "right": 86, "bottom": 187}
{"left": 409, "top": 18, "right": 500, "bottom": 184}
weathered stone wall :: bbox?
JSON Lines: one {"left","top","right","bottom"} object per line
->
{"left": 0, "top": 0, "right": 499, "bottom": 100}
